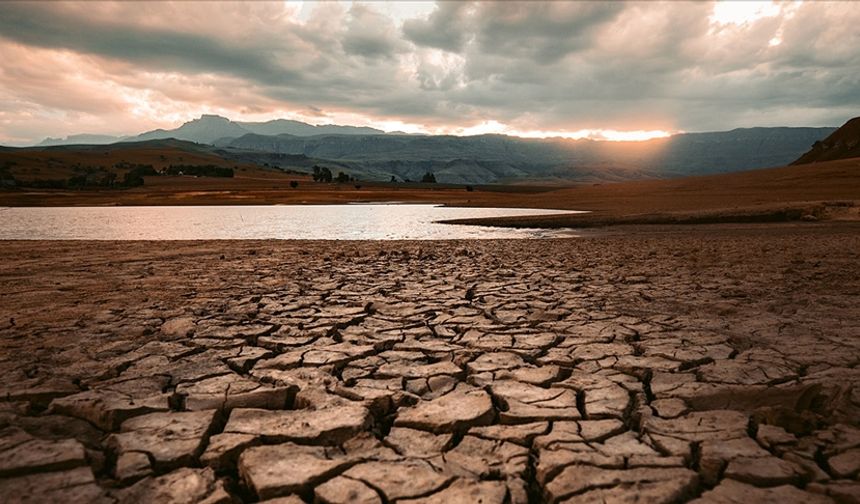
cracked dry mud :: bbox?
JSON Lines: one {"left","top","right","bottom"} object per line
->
{"left": 1, "top": 223, "right": 859, "bottom": 503}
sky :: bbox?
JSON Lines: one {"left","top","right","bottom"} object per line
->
{"left": 0, "top": 0, "right": 858, "bottom": 145}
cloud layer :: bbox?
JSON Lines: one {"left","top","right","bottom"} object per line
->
{"left": 0, "top": 1, "right": 858, "bottom": 144}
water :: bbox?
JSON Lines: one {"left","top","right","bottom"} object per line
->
{"left": 0, "top": 204, "right": 582, "bottom": 240}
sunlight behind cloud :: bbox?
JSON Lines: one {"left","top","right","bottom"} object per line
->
{"left": 710, "top": 1, "right": 782, "bottom": 26}
{"left": 439, "top": 121, "right": 674, "bottom": 141}
{"left": 285, "top": 0, "right": 433, "bottom": 25}
{"left": 592, "top": 130, "right": 674, "bottom": 142}
{"left": 368, "top": 1, "right": 436, "bottom": 24}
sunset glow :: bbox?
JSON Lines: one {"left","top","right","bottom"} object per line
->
{"left": 446, "top": 122, "right": 675, "bottom": 141}
{"left": 518, "top": 129, "right": 674, "bottom": 142}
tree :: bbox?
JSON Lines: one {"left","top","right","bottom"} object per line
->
{"left": 335, "top": 171, "right": 350, "bottom": 183}
{"left": 465, "top": 185, "right": 474, "bottom": 192}
{"left": 390, "top": 175, "right": 397, "bottom": 183}
{"left": 312, "top": 165, "right": 333, "bottom": 182}
{"left": 421, "top": 172, "right": 437, "bottom": 183}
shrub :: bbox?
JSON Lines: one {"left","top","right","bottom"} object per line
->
{"left": 290, "top": 180, "right": 299, "bottom": 189}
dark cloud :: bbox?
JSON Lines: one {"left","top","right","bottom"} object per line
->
{"left": 471, "top": 2, "right": 626, "bottom": 64}
{"left": 0, "top": 3, "right": 303, "bottom": 86}
{"left": 342, "top": 4, "right": 406, "bottom": 60}
{"left": 0, "top": 1, "right": 857, "bottom": 144}
{"left": 402, "top": 3, "right": 471, "bottom": 53}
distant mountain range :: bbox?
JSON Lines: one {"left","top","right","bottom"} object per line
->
{"left": 31, "top": 114, "right": 839, "bottom": 184}
{"left": 38, "top": 133, "right": 129, "bottom": 147}
{"left": 37, "top": 115, "right": 386, "bottom": 146}
{"left": 217, "top": 125, "right": 836, "bottom": 183}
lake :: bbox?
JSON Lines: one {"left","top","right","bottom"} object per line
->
{"left": 0, "top": 204, "right": 581, "bottom": 240}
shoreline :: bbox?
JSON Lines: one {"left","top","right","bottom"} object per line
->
{"left": 0, "top": 220, "right": 858, "bottom": 241}
{"left": 441, "top": 200, "right": 860, "bottom": 228}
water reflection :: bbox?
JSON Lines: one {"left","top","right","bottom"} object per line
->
{"left": 0, "top": 204, "right": 581, "bottom": 240}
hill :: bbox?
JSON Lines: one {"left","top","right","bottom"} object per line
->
{"left": 792, "top": 117, "right": 860, "bottom": 164}
{"left": 0, "top": 139, "right": 305, "bottom": 189}
{"left": 4, "top": 139, "right": 351, "bottom": 173}
{"left": 131, "top": 115, "right": 252, "bottom": 145}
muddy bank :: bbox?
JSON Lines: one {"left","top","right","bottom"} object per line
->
{"left": 442, "top": 201, "right": 860, "bottom": 229}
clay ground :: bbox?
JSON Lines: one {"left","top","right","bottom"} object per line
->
{"left": 1, "top": 222, "right": 859, "bottom": 502}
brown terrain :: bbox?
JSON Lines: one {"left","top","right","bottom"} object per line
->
{"left": 445, "top": 157, "right": 860, "bottom": 228}
{"left": 1, "top": 224, "right": 859, "bottom": 502}
{"left": 0, "top": 142, "right": 270, "bottom": 182}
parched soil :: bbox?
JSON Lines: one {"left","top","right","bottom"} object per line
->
{"left": 1, "top": 223, "right": 859, "bottom": 502}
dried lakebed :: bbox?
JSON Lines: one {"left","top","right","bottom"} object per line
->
{"left": 0, "top": 223, "right": 859, "bottom": 503}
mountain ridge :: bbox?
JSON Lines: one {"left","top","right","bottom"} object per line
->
{"left": 35, "top": 114, "right": 388, "bottom": 147}
{"left": 38, "top": 133, "right": 127, "bottom": 146}
{"left": 20, "top": 114, "right": 842, "bottom": 184}
{"left": 217, "top": 126, "right": 835, "bottom": 183}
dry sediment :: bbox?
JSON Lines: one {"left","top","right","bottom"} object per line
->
{"left": 0, "top": 223, "right": 859, "bottom": 503}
